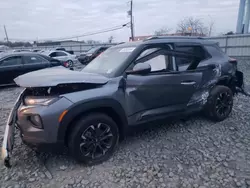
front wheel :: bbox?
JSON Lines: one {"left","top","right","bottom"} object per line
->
{"left": 204, "top": 85, "right": 233, "bottom": 122}
{"left": 68, "top": 113, "right": 119, "bottom": 165}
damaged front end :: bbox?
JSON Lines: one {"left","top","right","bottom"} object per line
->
{"left": 1, "top": 90, "right": 25, "bottom": 168}
{"left": 1, "top": 82, "right": 106, "bottom": 168}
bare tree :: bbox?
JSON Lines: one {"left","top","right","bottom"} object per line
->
{"left": 176, "top": 17, "right": 209, "bottom": 36}
{"left": 108, "top": 36, "right": 114, "bottom": 43}
{"left": 208, "top": 20, "right": 215, "bottom": 37}
{"left": 154, "top": 27, "right": 171, "bottom": 36}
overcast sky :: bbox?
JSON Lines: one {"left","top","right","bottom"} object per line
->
{"left": 0, "top": 0, "right": 240, "bottom": 42}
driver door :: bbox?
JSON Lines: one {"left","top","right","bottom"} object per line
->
{"left": 125, "top": 47, "right": 203, "bottom": 125}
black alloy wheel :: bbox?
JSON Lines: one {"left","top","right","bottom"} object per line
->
{"left": 215, "top": 92, "right": 233, "bottom": 118}
{"left": 68, "top": 113, "right": 119, "bottom": 165}
{"left": 79, "top": 123, "right": 114, "bottom": 159}
{"left": 204, "top": 85, "right": 233, "bottom": 122}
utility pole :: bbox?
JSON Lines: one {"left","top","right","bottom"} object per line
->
{"left": 128, "top": 0, "right": 134, "bottom": 41}
{"left": 3, "top": 25, "right": 9, "bottom": 44}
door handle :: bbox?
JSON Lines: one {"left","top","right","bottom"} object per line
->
{"left": 181, "top": 81, "right": 196, "bottom": 85}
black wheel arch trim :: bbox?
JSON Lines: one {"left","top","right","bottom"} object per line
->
{"left": 215, "top": 74, "right": 240, "bottom": 94}
{"left": 57, "top": 98, "right": 128, "bottom": 142}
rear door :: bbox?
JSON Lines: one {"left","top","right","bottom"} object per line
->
{"left": 0, "top": 55, "right": 24, "bottom": 85}
{"left": 51, "top": 51, "right": 68, "bottom": 62}
{"left": 174, "top": 43, "right": 210, "bottom": 71}
{"left": 125, "top": 46, "right": 203, "bottom": 124}
{"left": 22, "top": 54, "right": 50, "bottom": 73}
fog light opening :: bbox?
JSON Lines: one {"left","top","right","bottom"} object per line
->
{"left": 29, "top": 115, "right": 43, "bottom": 129}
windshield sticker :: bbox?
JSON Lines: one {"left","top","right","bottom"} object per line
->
{"left": 119, "top": 47, "right": 135, "bottom": 53}
{"left": 106, "top": 69, "right": 113, "bottom": 74}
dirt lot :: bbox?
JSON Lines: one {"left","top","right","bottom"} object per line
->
{"left": 1, "top": 60, "right": 250, "bottom": 188}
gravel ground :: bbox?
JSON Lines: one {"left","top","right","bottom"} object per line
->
{"left": 1, "top": 60, "right": 250, "bottom": 188}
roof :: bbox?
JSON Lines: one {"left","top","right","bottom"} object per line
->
{"left": 0, "top": 51, "right": 46, "bottom": 59}
{"left": 114, "top": 36, "right": 217, "bottom": 48}
{"left": 41, "top": 49, "right": 70, "bottom": 55}
{"left": 111, "top": 40, "right": 143, "bottom": 48}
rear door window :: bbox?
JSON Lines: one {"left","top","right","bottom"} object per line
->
{"left": 204, "top": 45, "right": 225, "bottom": 57}
{"left": 56, "top": 52, "right": 67, "bottom": 57}
{"left": 23, "top": 55, "right": 45, "bottom": 64}
{"left": 0, "top": 56, "right": 22, "bottom": 66}
{"left": 175, "top": 45, "right": 208, "bottom": 70}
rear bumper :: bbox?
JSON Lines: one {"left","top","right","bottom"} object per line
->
{"left": 233, "top": 70, "right": 250, "bottom": 96}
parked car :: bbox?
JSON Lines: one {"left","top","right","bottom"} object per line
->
{"left": 78, "top": 46, "right": 109, "bottom": 64}
{"left": 42, "top": 50, "right": 77, "bottom": 67}
{"left": 55, "top": 47, "right": 74, "bottom": 55}
{"left": 2, "top": 36, "right": 248, "bottom": 167}
{"left": 32, "top": 49, "right": 41, "bottom": 53}
{"left": 0, "top": 52, "right": 68, "bottom": 86}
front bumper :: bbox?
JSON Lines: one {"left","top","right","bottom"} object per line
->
{"left": 1, "top": 90, "right": 24, "bottom": 168}
{"left": 1, "top": 93, "right": 73, "bottom": 168}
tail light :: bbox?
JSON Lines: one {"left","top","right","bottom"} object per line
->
{"left": 229, "top": 57, "right": 237, "bottom": 74}
{"left": 229, "top": 57, "right": 237, "bottom": 64}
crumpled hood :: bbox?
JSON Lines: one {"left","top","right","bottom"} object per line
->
{"left": 14, "top": 66, "right": 109, "bottom": 87}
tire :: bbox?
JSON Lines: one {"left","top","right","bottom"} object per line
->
{"left": 204, "top": 85, "right": 233, "bottom": 122}
{"left": 67, "top": 60, "right": 73, "bottom": 67}
{"left": 68, "top": 113, "right": 119, "bottom": 165}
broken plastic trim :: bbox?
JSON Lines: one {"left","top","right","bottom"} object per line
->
{"left": 187, "top": 90, "right": 209, "bottom": 106}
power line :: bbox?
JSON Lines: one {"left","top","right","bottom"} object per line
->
{"left": 51, "top": 23, "right": 129, "bottom": 41}
{"left": 8, "top": 23, "right": 129, "bottom": 42}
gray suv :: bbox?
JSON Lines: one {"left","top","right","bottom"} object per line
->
{"left": 2, "top": 36, "right": 247, "bottom": 167}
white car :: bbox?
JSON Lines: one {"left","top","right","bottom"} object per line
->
{"left": 42, "top": 50, "right": 77, "bottom": 67}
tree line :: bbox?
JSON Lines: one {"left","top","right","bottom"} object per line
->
{"left": 154, "top": 16, "right": 234, "bottom": 37}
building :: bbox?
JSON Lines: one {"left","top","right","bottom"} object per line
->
{"left": 0, "top": 45, "right": 9, "bottom": 51}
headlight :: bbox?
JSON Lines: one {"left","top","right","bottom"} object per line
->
{"left": 24, "top": 96, "right": 60, "bottom": 106}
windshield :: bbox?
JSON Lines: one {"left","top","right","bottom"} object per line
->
{"left": 87, "top": 47, "right": 99, "bottom": 54}
{"left": 82, "top": 46, "right": 135, "bottom": 76}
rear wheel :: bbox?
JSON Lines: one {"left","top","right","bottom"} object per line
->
{"left": 204, "top": 85, "right": 233, "bottom": 122}
{"left": 68, "top": 113, "right": 119, "bottom": 165}
{"left": 67, "top": 60, "right": 73, "bottom": 67}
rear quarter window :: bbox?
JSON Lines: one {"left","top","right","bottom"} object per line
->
{"left": 204, "top": 45, "right": 225, "bottom": 57}
{"left": 175, "top": 46, "right": 209, "bottom": 67}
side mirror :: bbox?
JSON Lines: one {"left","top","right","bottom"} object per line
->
{"left": 126, "top": 63, "right": 151, "bottom": 75}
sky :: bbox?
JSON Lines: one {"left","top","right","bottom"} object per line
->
{"left": 0, "top": 0, "right": 240, "bottom": 43}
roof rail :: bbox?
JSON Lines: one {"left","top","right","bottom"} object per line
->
{"left": 143, "top": 36, "right": 205, "bottom": 41}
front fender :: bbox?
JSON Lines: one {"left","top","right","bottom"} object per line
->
{"left": 57, "top": 98, "right": 128, "bottom": 142}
